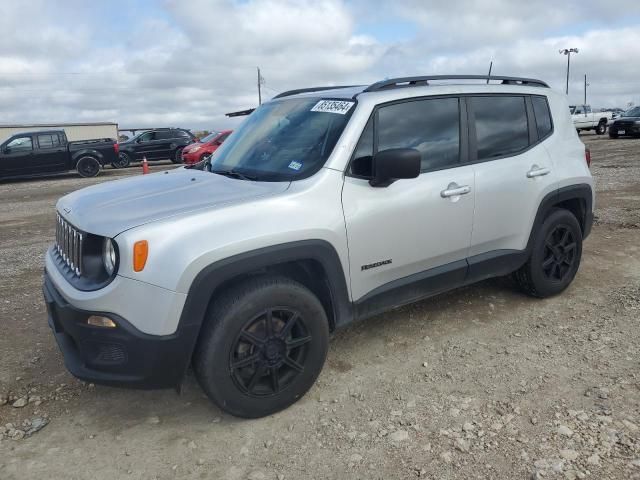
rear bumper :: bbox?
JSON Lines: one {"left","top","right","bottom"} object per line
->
{"left": 43, "top": 270, "right": 197, "bottom": 389}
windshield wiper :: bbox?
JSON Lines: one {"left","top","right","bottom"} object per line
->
{"left": 210, "top": 169, "right": 257, "bottom": 181}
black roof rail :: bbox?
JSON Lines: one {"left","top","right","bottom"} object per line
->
{"left": 273, "top": 85, "right": 361, "bottom": 99}
{"left": 363, "top": 75, "right": 549, "bottom": 93}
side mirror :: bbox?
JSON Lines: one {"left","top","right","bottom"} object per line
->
{"left": 370, "top": 148, "right": 421, "bottom": 187}
{"left": 3, "top": 147, "right": 10, "bottom": 154}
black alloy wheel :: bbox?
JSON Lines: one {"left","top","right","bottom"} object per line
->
{"left": 113, "top": 152, "right": 131, "bottom": 168}
{"left": 513, "top": 208, "right": 583, "bottom": 298}
{"left": 76, "top": 156, "right": 101, "bottom": 178}
{"left": 542, "top": 225, "right": 577, "bottom": 282}
{"left": 230, "top": 308, "right": 311, "bottom": 397}
{"left": 172, "top": 148, "right": 184, "bottom": 164}
{"left": 193, "top": 275, "right": 329, "bottom": 418}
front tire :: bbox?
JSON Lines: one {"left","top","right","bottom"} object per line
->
{"left": 112, "top": 152, "right": 131, "bottom": 168}
{"left": 76, "top": 156, "right": 101, "bottom": 178}
{"left": 609, "top": 130, "right": 619, "bottom": 139}
{"left": 596, "top": 121, "right": 607, "bottom": 135}
{"left": 514, "top": 209, "right": 583, "bottom": 298}
{"left": 193, "top": 276, "right": 329, "bottom": 418}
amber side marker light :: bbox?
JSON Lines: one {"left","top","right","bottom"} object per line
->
{"left": 133, "top": 240, "right": 149, "bottom": 272}
{"left": 87, "top": 316, "right": 116, "bottom": 328}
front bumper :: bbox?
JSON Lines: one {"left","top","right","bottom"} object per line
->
{"left": 181, "top": 150, "right": 203, "bottom": 164}
{"left": 43, "top": 270, "right": 197, "bottom": 389}
{"left": 610, "top": 123, "right": 640, "bottom": 135}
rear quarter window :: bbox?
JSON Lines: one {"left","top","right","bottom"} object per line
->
{"left": 531, "top": 96, "right": 553, "bottom": 140}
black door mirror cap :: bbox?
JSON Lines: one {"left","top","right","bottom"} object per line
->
{"left": 369, "top": 148, "right": 421, "bottom": 187}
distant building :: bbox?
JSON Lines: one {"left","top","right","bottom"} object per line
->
{"left": 0, "top": 122, "right": 118, "bottom": 142}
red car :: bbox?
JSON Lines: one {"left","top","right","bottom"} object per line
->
{"left": 181, "top": 130, "right": 232, "bottom": 164}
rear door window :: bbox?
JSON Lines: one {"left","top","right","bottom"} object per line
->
{"left": 37, "top": 134, "right": 61, "bottom": 149}
{"left": 470, "top": 96, "right": 529, "bottom": 160}
{"left": 155, "top": 130, "right": 174, "bottom": 140}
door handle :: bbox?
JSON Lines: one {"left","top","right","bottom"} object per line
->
{"left": 526, "top": 165, "right": 551, "bottom": 178}
{"left": 441, "top": 183, "right": 471, "bottom": 198}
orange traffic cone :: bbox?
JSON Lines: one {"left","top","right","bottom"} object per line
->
{"left": 142, "top": 156, "right": 150, "bottom": 175}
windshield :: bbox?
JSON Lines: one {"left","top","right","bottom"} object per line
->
{"left": 208, "top": 98, "right": 355, "bottom": 181}
{"left": 622, "top": 107, "right": 640, "bottom": 117}
{"left": 199, "top": 131, "right": 220, "bottom": 143}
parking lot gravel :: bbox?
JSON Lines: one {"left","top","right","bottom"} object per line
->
{"left": 1, "top": 136, "right": 639, "bottom": 479}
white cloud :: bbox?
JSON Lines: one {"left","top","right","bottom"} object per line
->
{"left": 0, "top": 0, "right": 638, "bottom": 133}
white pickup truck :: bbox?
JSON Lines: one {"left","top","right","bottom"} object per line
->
{"left": 570, "top": 105, "right": 612, "bottom": 135}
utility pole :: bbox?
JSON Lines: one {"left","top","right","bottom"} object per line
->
{"left": 487, "top": 61, "right": 493, "bottom": 83}
{"left": 584, "top": 74, "right": 589, "bottom": 105}
{"left": 257, "top": 67, "right": 262, "bottom": 106}
{"left": 559, "top": 48, "right": 579, "bottom": 95}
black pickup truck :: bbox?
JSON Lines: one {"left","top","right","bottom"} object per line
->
{"left": 0, "top": 130, "right": 118, "bottom": 180}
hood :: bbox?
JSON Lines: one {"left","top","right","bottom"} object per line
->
{"left": 57, "top": 168, "right": 290, "bottom": 237}
{"left": 613, "top": 116, "right": 640, "bottom": 122}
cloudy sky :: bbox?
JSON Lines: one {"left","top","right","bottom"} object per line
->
{"left": 1, "top": 0, "right": 639, "bottom": 131}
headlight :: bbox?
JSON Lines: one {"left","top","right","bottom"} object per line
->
{"left": 102, "top": 238, "right": 117, "bottom": 276}
{"left": 190, "top": 146, "right": 201, "bottom": 152}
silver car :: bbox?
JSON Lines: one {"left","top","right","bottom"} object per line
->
{"left": 43, "top": 75, "right": 594, "bottom": 418}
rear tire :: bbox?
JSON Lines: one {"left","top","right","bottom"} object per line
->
{"left": 596, "top": 121, "right": 607, "bottom": 135}
{"left": 76, "top": 156, "right": 101, "bottom": 178}
{"left": 193, "top": 276, "right": 329, "bottom": 418}
{"left": 171, "top": 148, "right": 184, "bottom": 164}
{"left": 514, "top": 209, "right": 583, "bottom": 298}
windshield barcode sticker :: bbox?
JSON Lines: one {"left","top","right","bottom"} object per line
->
{"left": 311, "top": 100, "right": 354, "bottom": 115}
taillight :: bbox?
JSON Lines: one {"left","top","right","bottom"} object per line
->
{"left": 114, "top": 143, "right": 120, "bottom": 154}
{"left": 585, "top": 148, "right": 591, "bottom": 168}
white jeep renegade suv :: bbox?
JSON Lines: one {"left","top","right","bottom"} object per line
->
{"left": 43, "top": 75, "right": 594, "bottom": 418}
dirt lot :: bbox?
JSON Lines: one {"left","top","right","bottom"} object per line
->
{"left": 1, "top": 137, "right": 639, "bottom": 480}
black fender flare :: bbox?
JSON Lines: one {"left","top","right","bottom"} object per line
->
{"left": 71, "top": 148, "right": 105, "bottom": 166}
{"left": 173, "top": 240, "right": 353, "bottom": 383}
{"left": 526, "top": 183, "right": 594, "bottom": 252}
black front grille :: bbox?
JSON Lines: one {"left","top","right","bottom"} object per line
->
{"left": 55, "top": 213, "right": 84, "bottom": 276}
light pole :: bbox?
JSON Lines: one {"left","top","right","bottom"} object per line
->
{"left": 584, "top": 74, "right": 589, "bottom": 105}
{"left": 559, "top": 48, "right": 579, "bottom": 95}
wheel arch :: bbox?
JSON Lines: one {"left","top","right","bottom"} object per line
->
{"left": 71, "top": 149, "right": 103, "bottom": 167}
{"left": 175, "top": 240, "right": 353, "bottom": 380}
{"left": 526, "top": 183, "right": 594, "bottom": 251}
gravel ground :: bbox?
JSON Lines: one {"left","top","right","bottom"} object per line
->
{"left": 0, "top": 136, "right": 639, "bottom": 480}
